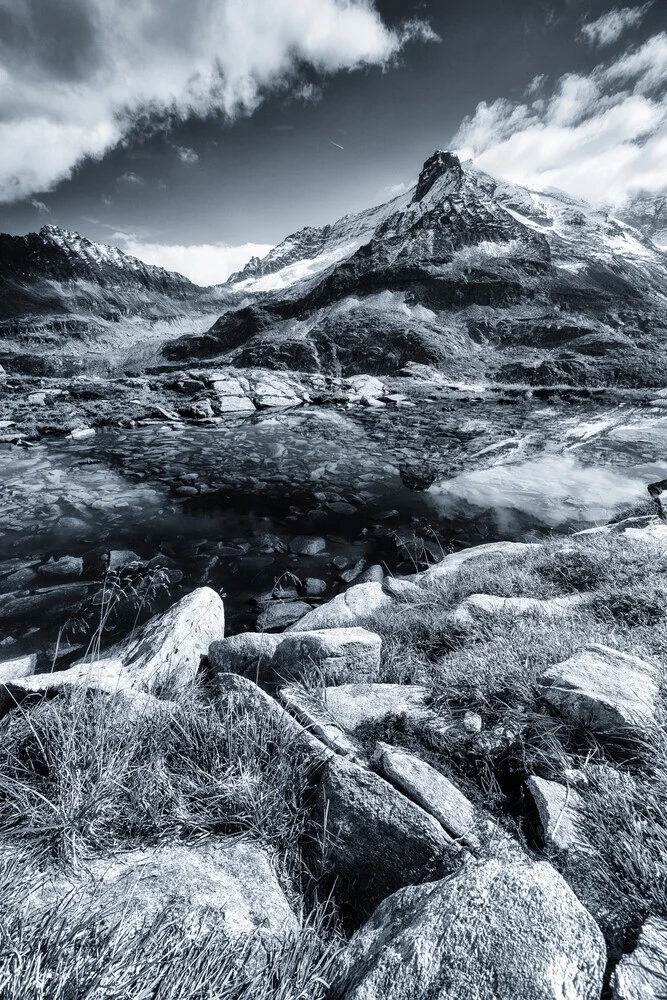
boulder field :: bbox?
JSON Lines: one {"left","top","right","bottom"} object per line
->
{"left": 0, "top": 520, "right": 665, "bottom": 998}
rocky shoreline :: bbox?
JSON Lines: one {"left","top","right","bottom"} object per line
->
{"left": 1, "top": 360, "right": 664, "bottom": 446}
{"left": 0, "top": 516, "right": 666, "bottom": 997}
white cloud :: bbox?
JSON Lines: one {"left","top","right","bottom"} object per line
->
{"left": 0, "top": 0, "right": 436, "bottom": 203}
{"left": 453, "top": 31, "right": 667, "bottom": 204}
{"left": 121, "top": 239, "right": 274, "bottom": 285}
{"left": 383, "top": 179, "right": 416, "bottom": 197}
{"left": 30, "top": 197, "right": 49, "bottom": 212}
{"left": 175, "top": 146, "right": 198, "bottom": 164}
{"left": 117, "top": 171, "right": 144, "bottom": 185}
{"left": 580, "top": 4, "right": 651, "bottom": 48}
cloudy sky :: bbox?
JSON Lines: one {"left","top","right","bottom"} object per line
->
{"left": 0, "top": 0, "right": 665, "bottom": 284}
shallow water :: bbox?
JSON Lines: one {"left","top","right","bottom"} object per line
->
{"left": 1, "top": 397, "right": 665, "bottom": 658}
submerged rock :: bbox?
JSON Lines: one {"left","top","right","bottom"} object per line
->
{"left": 256, "top": 600, "right": 312, "bottom": 631}
{"left": 37, "top": 555, "right": 84, "bottom": 579}
{"left": 330, "top": 857, "right": 606, "bottom": 1000}
{"left": 539, "top": 644, "right": 659, "bottom": 734}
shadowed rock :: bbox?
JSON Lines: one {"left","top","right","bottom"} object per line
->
{"left": 314, "top": 753, "right": 455, "bottom": 922}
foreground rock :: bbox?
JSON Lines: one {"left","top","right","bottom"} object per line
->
{"left": 5, "top": 588, "right": 225, "bottom": 700}
{"left": 330, "top": 858, "right": 606, "bottom": 1000}
{"left": 24, "top": 840, "right": 297, "bottom": 944}
{"left": 315, "top": 753, "right": 455, "bottom": 922}
{"left": 539, "top": 644, "right": 659, "bottom": 734}
{"left": 289, "top": 583, "right": 393, "bottom": 631}
{"left": 526, "top": 775, "right": 586, "bottom": 852}
{"left": 210, "top": 627, "right": 381, "bottom": 686}
{"left": 612, "top": 916, "right": 667, "bottom": 999}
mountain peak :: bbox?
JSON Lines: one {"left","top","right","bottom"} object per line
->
{"left": 414, "top": 150, "right": 463, "bottom": 202}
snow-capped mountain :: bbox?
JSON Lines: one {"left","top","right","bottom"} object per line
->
{"left": 168, "top": 151, "right": 667, "bottom": 387}
{"left": 617, "top": 193, "right": 667, "bottom": 250}
{"left": 0, "top": 224, "right": 202, "bottom": 325}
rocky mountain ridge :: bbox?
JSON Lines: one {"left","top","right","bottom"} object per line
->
{"left": 170, "top": 151, "right": 667, "bottom": 387}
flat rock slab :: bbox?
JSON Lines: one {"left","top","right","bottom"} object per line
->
{"left": 315, "top": 752, "right": 455, "bottom": 922}
{"left": 526, "top": 775, "right": 586, "bottom": 852}
{"left": 6, "top": 658, "right": 127, "bottom": 700}
{"left": 451, "top": 593, "right": 585, "bottom": 630}
{"left": 319, "top": 683, "right": 432, "bottom": 733}
{"left": 330, "top": 858, "right": 606, "bottom": 1000}
{"left": 289, "top": 582, "right": 394, "bottom": 632}
{"left": 373, "top": 741, "right": 509, "bottom": 855}
{"left": 539, "top": 643, "right": 659, "bottom": 734}
{"left": 416, "top": 541, "right": 541, "bottom": 586}
{"left": 24, "top": 840, "right": 297, "bottom": 944}
{"left": 612, "top": 916, "right": 667, "bottom": 999}
{"left": 280, "top": 685, "right": 363, "bottom": 760}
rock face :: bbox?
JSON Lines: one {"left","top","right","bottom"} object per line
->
{"left": 289, "top": 583, "right": 393, "bottom": 632}
{"left": 25, "top": 840, "right": 297, "bottom": 944}
{"left": 526, "top": 775, "right": 585, "bottom": 852}
{"left": 101, "top": 587, "right": 225, "bottom": 690}
{"left": 539, "top": 644, "right": 659, "bottom": 734}
{"left": 315, "top": 753, "right": 455, "bottom": 921}
{"left": 330, "top": 858, "right": 606, "bottom": 1000}
{"left": 612, "top": 916, "right": 667, "bottom": 999}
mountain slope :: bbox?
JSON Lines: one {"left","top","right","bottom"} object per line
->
{"left": 0, "top": 225, "right": 202, "bottom": 324}
{"left": 167, "top": 151, "right": 667, "bottom": 387}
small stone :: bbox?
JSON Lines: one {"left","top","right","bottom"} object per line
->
{"left": 304, "top": 577, "right": 327, "bottom": 596}
{"left": 526, "top": 776, "right": 586, "bottom": 852}
{"left": 463, "top": 710, "right": 483, "bottom": 734}
{"left": 289, "top": 536, "right": 327, "bottom": 556}
{"left": 37, "top": 556, "right": 83, "bottom": 579}
{"left": 256, "top": 601, "right": 312, "bottom": 631}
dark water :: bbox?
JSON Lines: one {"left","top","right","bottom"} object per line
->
{"left": 1, "top": 398, "right": 665, "bottom": 663}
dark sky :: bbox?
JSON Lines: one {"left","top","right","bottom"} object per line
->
{"left": 1, "top": 0, "right": 664, "bottom": 275}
